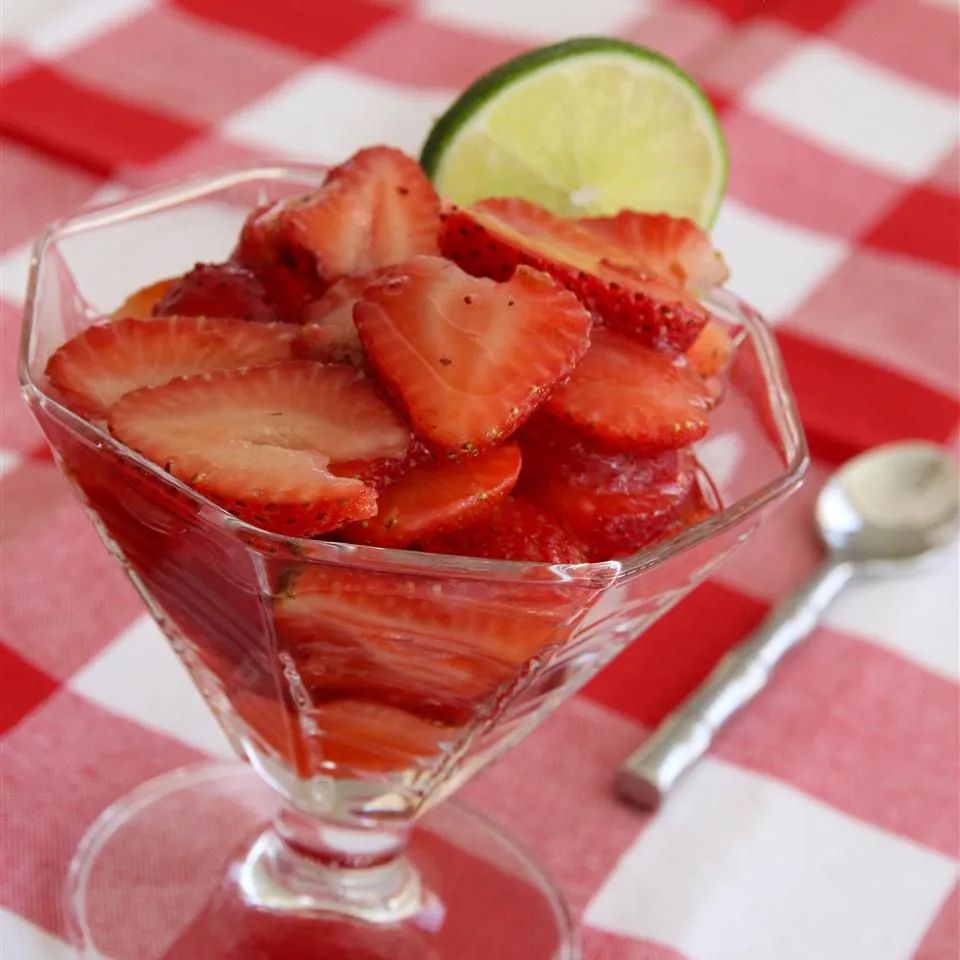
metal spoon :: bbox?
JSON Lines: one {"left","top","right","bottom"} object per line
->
{"left": 617, "top": 440, "right": 959, "bottom": 810}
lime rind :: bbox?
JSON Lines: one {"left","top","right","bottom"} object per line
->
{"left": 420, "top": 37, "right": 727, "bottom": 228}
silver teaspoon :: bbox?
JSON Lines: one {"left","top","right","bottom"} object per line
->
{"left": 617, "top": 440, "right": 960, "bottom": 810}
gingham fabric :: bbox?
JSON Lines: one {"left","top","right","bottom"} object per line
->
{"left": 1, "top": 1, "right": 958, "bottom": 957}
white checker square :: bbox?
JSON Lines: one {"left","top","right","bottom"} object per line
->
{"left": 0, "top": 909, "right": 74, "bottom": 960}
{"left": 225, "top": 64, "right": 453, "bottom": 163}
{"left": 0, "top": 241, "right": 35, "bottom": 307}
{"left": 586, "top": 759, "right": 957, "bottom": 960}
{"left": 419, "top": 0, "right": 647, "bottom": 42}
{"left": 0, "top": 449, "right": 24, "bottom": 477}
{"left": 826, "top": 547, "right": 960, "bottom": 681}
{"left": 2, "top": 0, "right": 153, "bottom": 56}
{"left": 712, "top": 199, "right": 848, "bottom": 319}
{"left": 747, "top": 41, "right": 959, "bottom": 179}
{"left": 69, "top": 613, "right": 232, "bottom": 757}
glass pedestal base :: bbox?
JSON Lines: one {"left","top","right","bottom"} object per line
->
{"left": 66, "top": 760, "right": 579, "bottom": 960}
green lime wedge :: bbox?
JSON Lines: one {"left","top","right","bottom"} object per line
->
{"left": 421, "top": 37, "right": 727, "bottom": 228}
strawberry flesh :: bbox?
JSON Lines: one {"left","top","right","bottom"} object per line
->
{"left": 294, "top": 273, "right": 383, "bottom": 366}
{"left": 422, "top": 497, "right": 587, "bottom": 563}
{"left": 686, "top": 317, "right": 736, "bottom": 379}
{"left": 579, "top": 211, "right": 729, "bottom": 294}
{"left": 153, "top": 261, "right": 279, "bottom": 324}
{"left": 545, "top": 327, "right": 712, "bottom": 454}
{"left": 440, "top": 197, "right": 708, "bottom": 351}
{"left": 45, "top": 315, "right": 298, "bottom": 418}
{"left": 108, "top": 361, "right": 410, "bottom": 536}
{"left": 355, "top": 255, "right": 592, "bottom": 457}
{"left": 341, "top": 443, "right": 521, "bottom": 548}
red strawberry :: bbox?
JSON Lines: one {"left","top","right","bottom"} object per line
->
{"left": 440, "top": 198, "right": 708, "bottom": 351}
{"left": 112, "top": 277, "right": 177, "bottom": 319}
{"left": 282, "top": 146, "right": 441, "bottom": 283}
{"left": 341, "top": 443, "right": 521, "bottom": 548}
{"left": 579, "top": 211, "right": 729, "bottom": 293}
{"left": 232, "top": 200, "right": 325, "bottom": 322}
{"left": 45, "top": 315, "right": 298, "bottom": 418}
{"left": 331, "top": 437, "right": 434, "bottom": 491}
{"left": 422, "top": 498, "right": 586, "bottom": 563}
{"left": 544, "top": 327, "right": 712, "bottom": 454}
{"left": 108, "top": 361, "right": 410, "bottom": 536}
{"left": 354, "top": 255, "right": 592, "bottom": 457}
{"left": 152, "top": 261, "right": 279, "bottom": 324}
{"left": 294, "top": 273, "right": 383, "bottom": 366}
{"left": 519, "top": 425, "right": 698, "bottom": 559}
{"left": 686, "top": 317, "right": 735, "bottom": 379}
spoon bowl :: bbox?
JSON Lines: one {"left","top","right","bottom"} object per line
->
{"left": 816, "top": 441, "right": 960, "bottom": 570}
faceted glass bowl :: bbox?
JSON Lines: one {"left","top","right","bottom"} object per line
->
{"left": 20, "top": 164, "right": 807, "bottom": 960}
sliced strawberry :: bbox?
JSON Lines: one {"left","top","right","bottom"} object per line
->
{"left": 519, "top": 427, "right": 698, "bottom": 559}
{"left": 440, "top": 198, "right": 708, "bottom": 351}
{"left": 422, "top": 498, "right": 586, "bottom": 563}
{"left": 545, "top": 327, "right": 712, "bottom": 454}
{"left": 341, "top": 443, "right": 521, "bottom": 548}
{"left": 354, "top": 255, "right": 592, "bottom": 457}
{"left": 686, "top": 317, "right": 735, "bottom": 379}
{"left": 108, "top": 361, "right": 410, "bottom": 536}
{"left": 153, "top": 261, "right": 279, "bottom": 324}
{"left": 112, "top": 277, "right": 177, "bottom": 319}
{"left": 232, "top": 200, "right": 325, "bottom": 322}
{"left": 282, "top": 146, "right": 441, "bottom": 283}
{"left": 330, "top": 437, "right": 434, "bottom": 491}
{"left": 45, "top": 315, "right": 298, "bottom": 418}
{"left": 294, "top": 273, "right": 383, "bottom": 366}
{"left": 579, "top": 211, "right": 729, "bottom": 293}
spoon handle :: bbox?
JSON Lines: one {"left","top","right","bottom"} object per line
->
{"left": 617, "top": 560, "right": 856, "bottom": 809}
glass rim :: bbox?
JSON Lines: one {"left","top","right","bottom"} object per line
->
{"left": 18, "top": 161, "right": 809, "bottom": 582}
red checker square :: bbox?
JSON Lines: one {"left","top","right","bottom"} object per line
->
{"left": 914, "top": 883, "right": 960, "bottom": 960}
{"left": 715, "top": 625, "right": 960, "bottom": 858}
{"left": 0, "top": 640, "right": 60, "bottom": 734}
{"left": 0, "top": 42, "right": 35, "bottom": 82}
{"left": 0, "top": 688, "right": 204, "bottom": 937}
{"left": 0, "top": 458, "right": 75, "bottom": 542}
{"left": 583, "top": 929, "right": 689, "bottom": 960}
{"left": 785, "top": 248, "right": 960, "bottom": 396}
{"left": 722, "top": 107, "right": 903, "bottom": 238}
{"left": 173, "top": 0, "right": 399, "bottom": 59}
{"left": 136, "top": 131, "right": 270, "bottom": 187}
{"left": 697, "top": 0, "right": 855, "bottom": 31}
{"left": 0, "top": 498, "right": 146, "bottom": 681}
{"left": 0, "top": 140, "right": 102, "bottom": 254}
{"left": 864, "top": 185, "right": 960, "bottom": 272}
{"left": 775, "top": 328, "right": 960, "bottom": 464}
{"left": 697, "top": 19, "right": 799, "bottom": 96}
{"left": 620, "top": 1, "right": 727, "bottom": 70}
{"left": 0, "top": 66, "right": 201, "bottom": 176}
{"left": 830, "top": 0, "right": 959, "bottom": 98}
{"left": 340, "top": 16, "right": 527, "bottom": 89}
{"left": 584, "top": 581, "right": 769, "bottom": 729}
{"left": 462, "top": 698, "right": 646, "bottom": 914}
{"left": 1, "top": 298, "right": 45, "bottom": 456}
{"left": 57, "top": 6, "right": 310, "bottom": 128}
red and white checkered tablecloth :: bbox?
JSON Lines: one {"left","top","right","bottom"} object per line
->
{"left": 1, "top": 0, "right": 958, "bottom": 957}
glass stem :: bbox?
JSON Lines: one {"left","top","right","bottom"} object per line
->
{"left": 238, "top": 804, "right": 429, "bottom": 923}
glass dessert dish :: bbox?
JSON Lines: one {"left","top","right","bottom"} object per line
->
{"left": 20, "top": 164, "right": 807, "bottom": 960}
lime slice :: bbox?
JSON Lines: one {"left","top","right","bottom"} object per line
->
{"left": 421, "top": 37, "right": 727, "bottom": 228}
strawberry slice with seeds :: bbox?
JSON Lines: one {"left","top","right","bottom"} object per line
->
{"left": 342, "top": 443, "right": 521, "bottom": 548}
{"left": 330, "top": 437, "right": 434, "bottom": 492}
{"left": 46, "top": 315, "right": 298, "bottom": 418}
{"left": 108, "top": 361, "right": 410, "bottom": 536}
{"left": 544, "top": 327, "right": 712, "bottom": 454}
{"left": 283, "top": 146, "right": 441, "bottom": 283}
{"left": 153, "top": 261, "right": 279, "bottom": 324}
{"left": 579, "top": 211, "right": 729, "bottom": 294}
{"left": 112, "top": 277, "right": 177, "bottom": 319}
{"left": 422, "top": 498, "right": 586, "bottom": 563}
{"left": 440, "top": 198, "right": 708, "bottom": 351}
{"left": 354, "top": 255, "right": 592, "bottom": 457}
{"left": 519, "top": 424, "right": 698, "bottom": 559}
{"left": 686, "top": 317, "right": 735, "bottom": 379}
{"left": 294, "top": 273, "right": 383, "bottom": 366}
